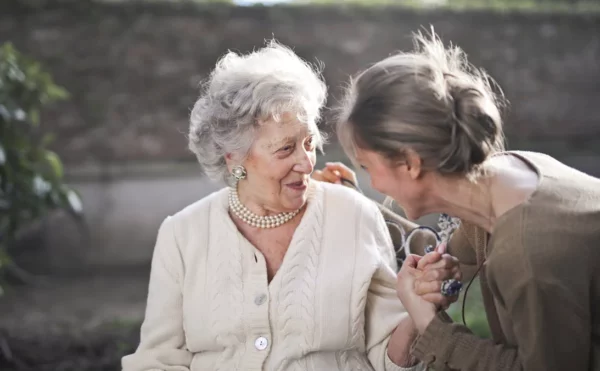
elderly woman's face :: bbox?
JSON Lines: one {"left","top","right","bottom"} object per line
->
{"left": 240, "top": 113, "right": 317, "bottom": 213}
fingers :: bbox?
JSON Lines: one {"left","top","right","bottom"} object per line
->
{"left": 323, "top": 169, "right": 342, "bottom": 184}
{"left": 311, "top": 169, "right": 325, "bottom": 181}
{"left": 325, "top": 162, "right": 357, "bottom": 183}
{"left": 414, "top": 279, "right": 442, "bottom": 296}
{"left": 436, "top": 243, "right": 447, "bottom": 254}
{"left": 416, "top": 271, "right": 462, "bottom": 309}
{"left": 324, "top": 161, "right": 352, "bottom": 175}
{"left": 414, "top": 272, "right": 461, "bottom": 295}
{"left": 416, "top": 251, "right": 442, "bottom": 270}
{"left": 423, "top": 254, "right": 459, "bottom": 271}
{"left": 417, "top": 246, "right": 457, "bottom": 270}
{"left": 420, "top": 265, "right": 461, "bottom": 282}
{"left": 416, "top": 270, "right": 462, "bottom": 293}
{"left": 410, "top": 249, "right": 463, "bottom": 310}
{"left": 314, "top": 162, "right": 359, "bottom": 186}
{"left": 311, "top": 168, "right": 342, "bottom": 184}
{"left": 402, "top": 254, "right": 421, "bottom": 269}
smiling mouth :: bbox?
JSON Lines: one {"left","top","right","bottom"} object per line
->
{"left": 286, "top": 180, "right": 308, "bottom": 190}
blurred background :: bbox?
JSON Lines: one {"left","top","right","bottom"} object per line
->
{"left": 0, "top": 0, "right": 599, "bottom": 369}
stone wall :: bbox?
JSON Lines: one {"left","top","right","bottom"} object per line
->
{"left": 1, "top": 2, "right": 600, "bottom": 173}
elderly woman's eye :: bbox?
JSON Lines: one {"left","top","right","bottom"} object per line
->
{"left": 280, "top": 145, "right": 293, "bottom": 152}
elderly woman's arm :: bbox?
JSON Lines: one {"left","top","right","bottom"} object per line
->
{"left": 364, "top": 265, "right": 424, "bottom": 371}
{"left": 121, "top": 217, "right": 193, "bottom": 371}
{"left": 362, "top": 203, "right": 428, "bottom": 371}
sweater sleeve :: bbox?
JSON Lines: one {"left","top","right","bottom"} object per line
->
{"left": 122, "top": 217, "right": 193, "bottom": 371}
{"left": 364, "top": 204, "right": 426, "bottom": 371}
{"left": 411, "top": 221, "right": 591, "bottom": 371}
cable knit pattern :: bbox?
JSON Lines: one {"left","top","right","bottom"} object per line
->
{"left": 208, "top": 202, "right": 245, "bottom": 371}
{"left": 348, "top": 201, "right": 370, "bottom": 349}
{"left": 274, "top": 186, "right": 322, "bottom": 371}
{"left": 121, "top": 182, "right": 423, "bottom": 371}
{"left": 340, "top": 349, "right": 372, "bottom": 371}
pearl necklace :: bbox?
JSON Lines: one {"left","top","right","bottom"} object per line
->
{"left": 228, "top": 187, "right": 300, "bottom": 228}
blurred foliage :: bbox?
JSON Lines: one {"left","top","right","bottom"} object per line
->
{"left": 1, "top": 0, "right": 234, "bottom": 12}
{"left": 100, "top": 0, "right": 234, "bottom": 2}
{"left": 0, "top": 43, "right": 83, "bottom": 295}
{"left": 447, "top": 277, "right": 492, "bottom": 339}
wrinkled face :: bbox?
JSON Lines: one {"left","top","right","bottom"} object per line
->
{"left": 354, "top": 147, "right": 429, "bottom": 221}
{"left": 233, "top": 112, "right": 317, "bottom": 213}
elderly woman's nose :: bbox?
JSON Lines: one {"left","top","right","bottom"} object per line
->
{"left": 294, "top": 149, "right": 314, "bottom": 174}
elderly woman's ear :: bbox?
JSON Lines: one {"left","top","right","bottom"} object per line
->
{"left": 224, "top": 152, "right": 236, "bottom": 172}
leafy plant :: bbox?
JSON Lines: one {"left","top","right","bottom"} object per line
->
{"left": 447, "top": 277, "right": 491, "bottom": 338}
{"left": 0, "top": 42, "right": 83, "bottom": 295}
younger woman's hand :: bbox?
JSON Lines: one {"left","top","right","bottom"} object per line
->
{"left": 414, "top": 248, "right": 462, "bottom": 310}
{"left": 312, "top": 162, "right": 358, "bottom": 188}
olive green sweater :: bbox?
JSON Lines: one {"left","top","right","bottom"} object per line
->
{"left": 406, "top": 151, "right": 600, "bottom": 371}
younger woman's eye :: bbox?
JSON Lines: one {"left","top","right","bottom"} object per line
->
{"left": 305, "top": 136, "right": 315, "bottom": 149}
{"left": 360, "top": 165, "right": 367, "bottom": 170}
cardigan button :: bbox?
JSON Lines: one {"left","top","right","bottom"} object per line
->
{"left": 255, "top": 294, "right": 267, "bottom": 306}
{"left": 254, "top": 336, "right": 269, "bottom": 351}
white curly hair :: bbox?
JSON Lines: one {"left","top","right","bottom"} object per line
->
{"left": 188, "top": 40, "right": 328, "bottom": 183}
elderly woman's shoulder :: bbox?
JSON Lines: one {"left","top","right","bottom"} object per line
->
{"left": 168, "top": 187, "right": 229, "bottom": 225}
{"left": 318, "top": 181, "right": 380, "bottom": 215}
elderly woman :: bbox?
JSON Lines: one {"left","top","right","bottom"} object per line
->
{"left": 332, "top": 29, "right": 600, "bottom": 371}
{"left": 121, "top": 41, "right": 460, "bottom": 371}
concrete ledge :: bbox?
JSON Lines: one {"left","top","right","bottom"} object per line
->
{"left": 18, "top": 147, "right": 600, "bottom": 274}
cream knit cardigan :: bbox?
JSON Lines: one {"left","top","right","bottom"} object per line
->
{"left": 122, "top": 182, "right": 424, "bottom": 371}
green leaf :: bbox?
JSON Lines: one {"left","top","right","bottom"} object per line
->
{"left": 46, "top": 84, "right": 69, "bottom": 101}
{"left": 65, "top": 189, "right": 83, "bottom": 215}
{"left": 44, "top": 150, "right": 63, "bottom": 180}
{"left": 29, "top": 108, "right": 39, "bottom": 126}
{"left": 0, "top": 248, "right": 10, "bottom": 270}
{"left": 41, "top": 133, "right": 55, "bottom": 147}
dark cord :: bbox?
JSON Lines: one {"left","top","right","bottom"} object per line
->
{"left": 340, "top": 177, "right": 363, "bottom": 193}
{"left": 461, "top": 261, "right": 485, "bottom": 327}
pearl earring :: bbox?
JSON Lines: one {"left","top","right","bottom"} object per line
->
{"left": 231, "top": 165, "right": 247, "bottom": 182}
